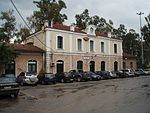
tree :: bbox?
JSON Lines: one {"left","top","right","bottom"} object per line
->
{"left": 75, "top": 9, "right": 114, "bottom": 32}
{"left": 0, "top": 10, "right": 17, "bottom": 43}
{"left": 14, "top": 26, "right": 30, "bottom": 43}
{"left": 27, "top": 0, "right": 67, "bottom": 31}
{"left": 0, "top": 43, "right": 16, "bottom": 75}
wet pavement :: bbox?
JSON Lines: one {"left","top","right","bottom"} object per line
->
{"left": 0, "top": 76, "right": 150, "bottom": 113}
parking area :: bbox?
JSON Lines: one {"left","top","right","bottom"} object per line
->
{"left": 0, "top": 76, "right": 150, "bottom": 113}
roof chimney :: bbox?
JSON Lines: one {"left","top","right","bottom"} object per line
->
{"left": 107, "top": 32, "right": 111, "bottom": 38}
{"left": 70, "top": 24, "right": 75, "bottom": 31}
{"left": 44, "top": 20, "right": 49, "bottom": 27}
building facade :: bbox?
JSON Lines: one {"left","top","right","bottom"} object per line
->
{"left": 2, "top": 44, "right": 44, "bottom": 76}
{"left": 26, "top": 23, "right": 123, "bottom": 73}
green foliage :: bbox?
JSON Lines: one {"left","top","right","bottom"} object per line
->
{"left": 0, "top": 10, "right": 17, "bottom": 43}
{"left": 0, "top": 43, "right": 16, "bottom": 66}
{"left": 27, "top": 0, "right": 67, "bottom": 31}
{"left": 15, "top": 26, "right": 30, "bottom": 43}
{"left": 75, "top": 9, "right": 113, "bottom": 32}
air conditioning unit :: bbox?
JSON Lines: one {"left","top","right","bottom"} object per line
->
{"left": 50, "top": 62, "right": 55, "bottom": 67}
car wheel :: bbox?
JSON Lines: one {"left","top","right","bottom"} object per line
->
{"left": 41, "top": 80, "right": 45, "bottom": 85}
{"left": 20, "top": 81, "right": 24, "bottom": 86}
{"left": 77, "top": 77, "right": 81, "bottom": 82}
{"left": 60, "top": 79, "right": 64, "bottom": 83}
{"left": 11, "top": 93, "right": 18, "bottom": 98}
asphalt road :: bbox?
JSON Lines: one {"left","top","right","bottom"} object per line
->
{"left": 0, "top": 76, "right": 150, "bottom": 113}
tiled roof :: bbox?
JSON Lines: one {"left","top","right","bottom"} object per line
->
{"left": 8, "top": 44, "right": 44, "bottom": 53}
{"left": 95, "top": 32, "right": 108, "bottom": 37}
{"left": 50, "top": 23, "right": 86, "bottom": 34}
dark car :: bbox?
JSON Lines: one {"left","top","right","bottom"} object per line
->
{"left": 55, "top": 72, "right": 74, "bottom": 83}
{"left": 0, "top": 74, "right": 20, "bottom": 98}
{"left": 38, "top": 73, "right": 56, "bottom": 85}
{"left": 69, "top": 70, "right": 92, "bottom": 82}
{"left": 134, "top": 69, "right": 149, "bottom": 76}
{"left": 85, "top": 71, "right": 101, "bottom": 81}
{"left": 95, "top": 71, "right": 111, "bottom": 79}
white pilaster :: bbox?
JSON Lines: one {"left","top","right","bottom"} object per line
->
{"left": 45, "top": 29, "right": 51, "bottom": 73}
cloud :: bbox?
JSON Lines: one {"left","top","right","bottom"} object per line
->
{"left": 0, "top": 0, "right": 149, "bottom": 32}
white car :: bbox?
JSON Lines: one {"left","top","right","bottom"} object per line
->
{"left": 17, "top": 72, "right": 38, "bottom": 86}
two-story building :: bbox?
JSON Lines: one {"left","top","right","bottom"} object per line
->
{"left": 26, "top": 23, "right": 123, "bottom": 73}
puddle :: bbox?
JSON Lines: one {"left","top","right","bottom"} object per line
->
{"left": 141, "top": 84, "right": 149, "bottom": 88}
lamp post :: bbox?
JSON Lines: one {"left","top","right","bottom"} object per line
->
{"left": 137, "top": 12, "right": 144, "bottom": 65}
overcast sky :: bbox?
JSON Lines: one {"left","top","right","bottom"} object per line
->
{"left": 0, "top": 0, "right": 150, "bottom": 33}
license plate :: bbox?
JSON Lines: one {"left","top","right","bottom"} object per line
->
{"left": 4, "top": 86, "right": 11, "bottom": 89}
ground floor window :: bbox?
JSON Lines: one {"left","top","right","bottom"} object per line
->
{"left": 114, "top": 61, "right": 118, "bottom": 71}
{"left": 5, "top": 60, "right": 15, "bottom": 74}
{"left": 90, "top": 61, "right": 95, "bottom": 72}
{"left": 77, "top": 61, "right": 83, "bottom": 70}
{"left": 101, "top": 61, "right": 105, "bottom": 71}
{"left": 28, "top": 60, "right": 37, "bottom": 73}
{"left": 123, "top": 62, "right": 126, "bottom": 69}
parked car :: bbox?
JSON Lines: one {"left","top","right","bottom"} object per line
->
{"left": 69, "top": 70, "right": 92, "bottom": 82}
{"left": 38, "top": 73, "right": 56, "bottom": 85}
{"left": 134, "top": 69, "right": 149, "bottom": 76}
{"left": 0, "top": 74, "right": 20, "bottom": 98}
{"left": 85, "top": 71, "right": 101, "bottom": 81}
{"left": 16, "top": 72, "right": 38, "bottom": 86}
{"left": 119, "top": 69, "right": 135, "bottom": 77}
{"left": 55, "top": 72, "right": 74, "bottom": 83}
{"left": 109, "top": 71, "right": 118, "bottom": 79}
{"left": 144, "top": 68, "right": 150, "bottom": 74}
{"left": 95, "top": 71, "right": 111, "bottom": 79}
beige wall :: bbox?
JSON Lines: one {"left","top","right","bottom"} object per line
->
{"left": 50, "top": 53, "right": 122, "bottom": 73}
{"left": 15, "top": 53, "right": 43, "bottom": 76}
{"left": 123, "top": 59, "right": 137, "bottom": 69}
{"left": 26, "top": 27, "right": 123, "bottom": 73}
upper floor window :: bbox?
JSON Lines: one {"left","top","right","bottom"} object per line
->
{"left": 57, "top": 36, "right": 63, "bottom": 49}
{"left": 77, "top": 39, "right": 82, "bottom": 51}
{"left": 114, "top": 44, "right": 117, "bottom": 53}
{"left": 101, "top": 42, "right": 104, "bottom": 53}
{"left": 90, "top": 40, "right": 94, "bottom": 52}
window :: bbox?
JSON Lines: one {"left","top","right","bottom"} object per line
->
{"left": 28, "top": 60, "right": 37, "bottom": 73}
{"left": 77, "top": 39, "right": 82, "bottom": 51}
{"left": 57, "top": 36, "right": 63, "bottom": 49}
{"left": 114, "top": 44, "right": 117, "bottom": 53}
{"left": 114, "top": 61, "right": 118, "bottom": 71}
{"left": 130, "top": 62, "right": 133, "bottom": 68}
{"left": 123, "top": 62, "right": 126, "bottom": 69}
{"left": 77, "top": 61, "right": 83, "bottom": 70}
{"left": 101, "top": 42, "right": 104, "bottom": 53}
{"left": 90, "top": 40, "right": 94, "bottom": 52}
{"left": 101, "top": 61, "right": 105, "bottom": 71}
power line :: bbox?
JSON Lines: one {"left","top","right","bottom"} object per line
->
{"left": 10, "top": 0, "right": 51, "bottom": 50}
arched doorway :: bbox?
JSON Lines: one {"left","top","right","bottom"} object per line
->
{"left": 101, "top": 61, "right": 105, "bottom": 71}
{"left": 5, "top": 60, "right": 15, "bottom": 74}
{"left": 114, "top": 61, "right": 118, "bottom": 71}
{"left": 90, "top": 61, "right": 95, "bottom": 72}
{"left": 77, "top": 61, "right": 83, "bottom": 70}
{"left": 56, "top": 60, "right": 64, "bottom": 73}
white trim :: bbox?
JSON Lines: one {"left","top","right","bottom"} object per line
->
{"left": 56, "top": 34, "right": 64, "bottom": 50}
{"left": 89, "top": 39, "right": 95, "bottom": 52}
{"left": 76, "top": 38, "right": 83, "bottom": 51}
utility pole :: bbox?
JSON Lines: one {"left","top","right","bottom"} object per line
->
{"left": 137, "top": 12, "right": 144, "bottom": 65}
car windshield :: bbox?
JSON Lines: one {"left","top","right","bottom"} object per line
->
{"left": 0, "top": 76, "right": 15, "bottom": 83}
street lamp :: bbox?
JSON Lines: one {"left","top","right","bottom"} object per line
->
{"left": 137, "top": 12, "right": 144, "bottom": 65}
